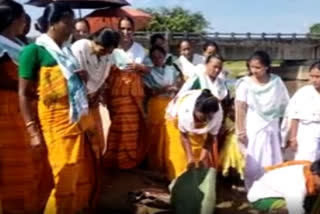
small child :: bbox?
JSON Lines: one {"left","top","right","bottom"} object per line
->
{"left": 219, "top": 98, "right": 245, "bottom": 190}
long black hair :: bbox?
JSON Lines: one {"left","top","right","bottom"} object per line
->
{"left": 0, "top": 0, "right": 24, "bottom": 33}
{"left": 36, "top": 2, "right": 74, "bottom": 33}
{"left": 311, "top": 159, "right": 320, "bottom": 176}
{"left": 195, "top": 89, "right": 219, "bottom": 116}
{"left": 89, "top": 28, "right": 120, "bottom": 48}
{"left": 246, "top": 50, "right": 271, "bottom": 74}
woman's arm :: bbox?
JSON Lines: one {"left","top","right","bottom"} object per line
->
{"left": 18, "top": 78, "right": 44, "bottom": 146}
{"left": 123, "top": 63, "right": 150, "bottom": 73}
{"left": 180, "top": 131, "right": 195, "bottom": 168}
{"left": 235, "top": 100, "right": 248, "bottom": 146}
{"left": 199, "top": 134, "right": 216, "bottom": 167}
{"left": 286, "top": 119, "right": 299, "bottom": 150}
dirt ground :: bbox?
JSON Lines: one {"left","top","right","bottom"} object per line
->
{"left": 94, "top": 169, "right": 288, "bottom": 214}
{"left": 94, "top": 77, "right": 303, "bottom": 214}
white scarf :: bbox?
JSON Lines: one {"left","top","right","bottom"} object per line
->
{"left": 236, "top": 74, "right": 289, "bottom": 122}
{"left": 179, "top": 55, "right": 197, "bottom": 79}
{"left": 192, "top": 53, "right": 206, "bottom": 65}
{"left": 36, "top": 34, "right": 88, "bottom": 123}
{"left": 0, "top": 35, "right": 23, "bottom": 63}
{"left": 198, "top": 73, "right": 228, "bottom": 101}
{"left": 177, "top": 72, "right": 228, "bottom": 101}
{"left": 143, "top": 65, "right": 177, "bottom": 89}
{"left": 111, "top": 42, "right": 146, "bottom": 70}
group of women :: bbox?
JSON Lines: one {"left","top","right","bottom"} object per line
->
{"left": 1, "top": 0, "right": 320, "bottom": 213}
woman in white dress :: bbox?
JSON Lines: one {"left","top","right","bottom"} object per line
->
{"left": 235, "top": 50, "right": 289, "bottom": 189}
{"left": 286, "top": 61, "right": 320, "bottom": 161}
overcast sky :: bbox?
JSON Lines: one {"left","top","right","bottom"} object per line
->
{"left": 17, "top": 0, "right": 320, "bottom": 36}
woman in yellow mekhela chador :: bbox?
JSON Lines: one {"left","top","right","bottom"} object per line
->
{"left": 143, "top": 45, "right": 182, "bottom": 172}
{"left": 165, "top": 89, "right": 223, "bottom": 180}
{"left": 18, "top": 3, "right": 98, "bottom": 213}
{"left": 218, "top": 98, "right": 245, "bottom": 180}
{"left": 0, "top": 1, "right": 53, "bottom": 213}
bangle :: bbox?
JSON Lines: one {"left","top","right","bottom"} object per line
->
{"left": 30, "top": 132, "right": 40, "bottom": 138}
{"left": 236, "top": 130, "right": 246, "bottom": 135}
{"left": 26, "top": 121, "right": 36, "bottom": 128}
{"left": 289, "top": 137, "right": 297, "bottom": 141}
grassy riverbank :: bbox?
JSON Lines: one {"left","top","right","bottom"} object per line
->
{"left": 224, "top": 60, "right": 283, "bottom": 78}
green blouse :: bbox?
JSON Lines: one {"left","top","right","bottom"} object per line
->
{"left": 19, "top": 43, "right": 58, "bottom": 80}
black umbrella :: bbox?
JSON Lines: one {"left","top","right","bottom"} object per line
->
{"left": 26, "top": 0, "right": 129, "bottom": 9}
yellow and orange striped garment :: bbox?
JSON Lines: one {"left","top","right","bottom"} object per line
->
{"left": 0, "top": 57, "right": 53, "bottom": 214}
{"left": 146, "top": 96, "right": 172, "bottom": 172}
{"left": 102, "top": 66, "right": 147, "bottom": 169}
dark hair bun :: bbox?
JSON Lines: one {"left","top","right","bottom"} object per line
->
{"left": 36, "top": 2, "right": 73, "bottom": 33}
{"left": 311, "top": 159, "right": 320, "bottom": 175}
{"left": 195, "top": 89, "right": 219, "bottom": 116}
{"left": 0, "top": 0, "right": 24, "bottom": 33}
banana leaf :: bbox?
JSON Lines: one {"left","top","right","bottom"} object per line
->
{"left": 171, "top": 167, "right": 216, "bottom": 214}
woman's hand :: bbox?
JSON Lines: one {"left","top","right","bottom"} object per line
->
{"left": 165, "top": 85, "right": 179, "bottom": 93}
{"left": 198, "top": 148, "right": 210, "bottom": 168}
{"left": 88, "top": 92, "right": 100, "bottom": 107}
{"left": 237, "top": 132, "right": 248, "bottom": 146}
{"left": 187, "top": 157, "right": 196, "bottom": 169}
{"left": 75, "top": 69, "right": 88, "bottom": 83}
{"left": 27, "top": 123, "right": 45, "bottom": 147}
{"left": 123, "top": 63, "right": 149, "bottom": 73}
{"left": 286, "top": 137, "right": 298, "bottom": 151}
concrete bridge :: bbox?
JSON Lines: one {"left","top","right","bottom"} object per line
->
{"left": 135, "top": 32, "right": 320, "bottom": 61}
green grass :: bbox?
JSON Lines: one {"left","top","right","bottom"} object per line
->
{"left": 224, "top": 60, "right": 283, "bottom": 78}
{"left": 224, "top": 61, "right": 247, "bottom": 78}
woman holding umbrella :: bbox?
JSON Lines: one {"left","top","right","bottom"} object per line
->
{"left": 102, "top": 16, "right": 149, "bottom": 169}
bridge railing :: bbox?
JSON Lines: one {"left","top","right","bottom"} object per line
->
{"left": 134, "top": 32, "right": 320, "bottom": 40}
